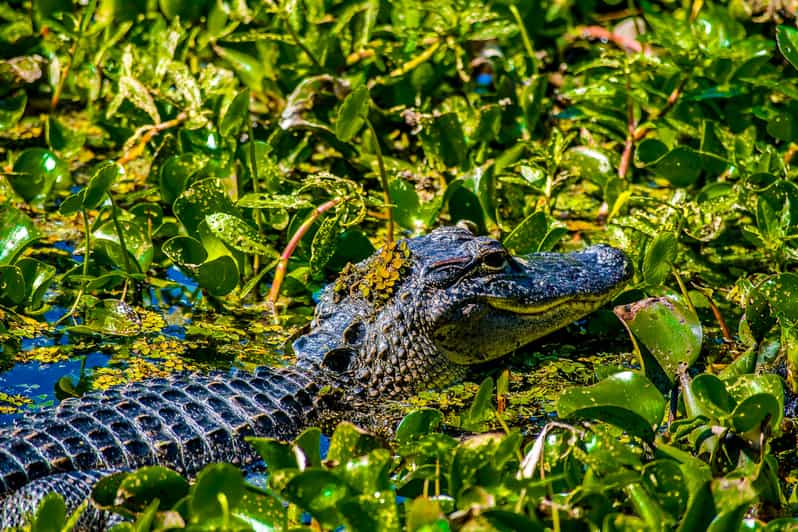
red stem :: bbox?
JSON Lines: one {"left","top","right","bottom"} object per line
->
{"left": 268, "top": 197, "right": 344, "bottom": 317}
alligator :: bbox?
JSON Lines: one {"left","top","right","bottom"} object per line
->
{"left": 0, "top": 224, "right": 631, "bottom": 529}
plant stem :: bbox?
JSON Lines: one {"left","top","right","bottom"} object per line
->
{"left": 268, "top": 197, "right": 345, "bottom": 320}
{"left": 108, "top": 193, "right": 134, "bottom": 277}
{"left": 278, "top": 5, "right": 323, "bottom": 71}
{"left": 365, "top": 118, "right": 394, "bottom": 244}
{"left": 509, "top": 5, "right": 537, "bottom": 76}
{"left": 56, "top": 210, "right": 92, "bottom": 325}
{"left": 51, "top": 0, "right": 98, "bottom": 110}
{"left": 116, "top": 112, "right": 188, "bottom": 166}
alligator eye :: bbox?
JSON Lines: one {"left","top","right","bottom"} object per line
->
{"left": 482, "top": 252, "right": 508, "bottom": 272}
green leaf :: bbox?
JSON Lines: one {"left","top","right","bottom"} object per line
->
{"left": 557, "top": 371, "right": 666, "bottom": 441}
{"left": 388, "top": 178, "right": 421, "bottom": 230}
{"left": 0, "top": 92, "right": 26, "bottom": 131}
{"left": 93, "top": 218, "right": 154, "bottom": 272}
{"left": 246, "top": 437, "right": 299, "bottom": 471}
{"left": 282, "top": 469, "right": 348, "bottom": 527}
{"left": 395, "top": 409, "right": 443, "bottom": 444}
{"left": 642, "top": 232, "right": 678, "bottom": 287}
{"left": 220, "top": 89, "right": 250, "bottom": 138}
{"left": 83, "top": 162, "right": 123, "bottom": 209}
{"left": 196, "top": 255, "right": 239, "bottom": 296}
{"left": 0, "top": 206, "right": 40, "bottom": 265}
{"left": 652, "top": 147, "right": 703, "bottom": 187}
{"left": 336, "top": 85, "right": 370, "bottom": 142}
{"left": 190, "top": 463, "right": 244, "bottom": 523}
{"left": 777, "top": 25, "right": 798, "bottom": 71}
{"left": 16, "top": 258, "right": 55, "bottom": 309}
{"left": 46, "top": 115, "right": 85, "bottom": 158}
{"left": 30, "top": 492, "right": 67, "bottom": 532}
{"left": 116, "top": 466, "right": 189, "bottom": 512}
{"left": 461, "top": 376, "right": 494, "bottom": 431}
{"left": 9, "top": 148, "right": 70, "bottom": 206}
{"left": 236, "top": 193, "right": 313, "bottom": 210}
{"left": 159, "top": 154, "right": 207, "bottom": 207}
{"left": 162, "top": 236, "right": 208, "bottom": 268}
{"left": 69, "top": 299, "right": 142, "bottom": 337}
{"left": 326, "top": 422, "right": 382, "bottom": 465}
{"left": 614, "top": 295, "right": 703, "bottom": 383}
{"left": 310, "top": 213, "right": 341, "bottom": 274}
{"left": 205, "top": 212, "right": 278, "bottom": 257}
{"left": 503, "top": 211, "right": 547, "bottom": 255}
{"left": 174, "top": 178, "right": 237, "bottom": 237}
{"left": 0, "top": 265, "right": 26, "bottom": 306}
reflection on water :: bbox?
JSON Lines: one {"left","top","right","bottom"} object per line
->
{"left": 0, "top": 352, "right": 111, "bottom": 425}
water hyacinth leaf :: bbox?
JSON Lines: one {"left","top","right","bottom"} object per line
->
{"left": 727, "top": 373, "right": 784, "bottom": 429}
{"left": 337, "top": 448, "right": 393, "bottom": 494}
{"left": 236, "top": 193, "right": 313, "bottom": 210}
{"left": 173, "top": 178, "right": 236, "bottom": 237}
{"left": 15, "top": 258, "right": 55, "bottom": 309}
{"left": 190, "top": 463, "right": 245, "bottom": 522}
{"left": 614, "top": 295, "right": 702, "bottom": 382}
{"left": 162, "top": 236, "right": 208, "bottom": 268}
{"left": 338, "top": 492, "right": 399, "bottom": 531}
{"left": 730, "top": 393, "right": 781, "bottom": 434}
{"left": 213, "top": 45, "right": 264, "bottom": 91}
{"left": 335, "top": 85, "right": 370, "bottom": 142}
{"left": 196, "top": 255, "right": 238, "bottom": 296}
{"left": 246, "top": 438, "right": 299, "bottom": 471}
{"left": 395, "top": 408, "right": 443, "bottom": 444}
{"left": 58, "top": 193, "right": 84, "bottom": 216}
{"left": 46, "top": 115, "right": 85, "bottom": 157}
{"left": 326, "top": 422, "right": 382, "bottom": 465}
{"left": 557, "top": 371, "right": 666, "bottom": 441}
{"left": 74, "top": 299, "right": 141, "bottom": 337}
{"left": 448, "top": 187, "right": 485, "bottom": 232}
{"left": 219, "top": 89, "right": 249, "bottom": 137}
{"left": 310, "top": 213, "right": 341, "bottom": 274}
{"left": 114, "top": 466, "right": 189, "bottom": 512}
{"left": 635, "top": 138, "right": 669, "bottom": 166}
{"left": 282, "top": 469, "right": 348, "bottom": 527}
{"left": 10, "top": 148, "right": 70, "bottom": 206}
{"left": 83, "top": 162, "right": 123, "bottom": 209}
{"left": 294, "top": 427, "right": 323, "bottom": 468}
{"left": 0, "top": 92, "right": 26, "bottom": 131}
{"left": 651, "top": 147, "right": 703, "bottom": 187}
{"left": 0, "top": 206, "right": 40, "bottom": 265}
{"left": 91, "top": 472, "right": 129, "bottom": 509}
{"left": 237, "top": 141, "right": 281, "bottom": 192}
{"left": 424, "top": 112, "right": 467, "bottom": 168}
{"left": 388, "top": 178, "right": 421, "bottom": 230}
{"left": 205, "top": 213, "right": 278, "bottom": 257}
{"left": 232, "top": 490, "right": 287, "bottom": 529}
{"left": 30, "top": 492, "right": 66, "bottom": 532}
{"left": 0, "top": 266, "right": 25, "bottom": 305}
{"left": 642, "top": 232, "right": 678, "bottom": 287}
{"left": 461, "top": 376, "right": 495, "bottom": 431}
{"left": 472, "top": 104, "right": 502, "bottom": 143}
{"left": 766, "top": 112, "right": 798, "bottom": 142}
{"left": 759, "top": 273, "right": 798, "bottom": 321}
{"left": 686, "top": 374, "right": 735, "bottom": 420}
{"left": 503, "top": 211, "right": 547, "bottom": 255}
{"left": 562, "top": 146, "right": 614, "bottom": 186}
{"left": 777, "top": 25, "right": 798, "bottom": 71}
{"left": 640, "top": 460, "right": 689, "bottom": 519}
{"left": 160, "top": 154, "right": 207, "bottom": 207}
{"left": 93, "top": 218, "right": 154, "bottom": 272}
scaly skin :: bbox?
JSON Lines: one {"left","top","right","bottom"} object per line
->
{"left": 0, "top": 225, "right": 631, "bottom": 529}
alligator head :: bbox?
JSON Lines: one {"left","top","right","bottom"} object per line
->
{"left": 293, "top": 225, "right": 632, "bottom": 398}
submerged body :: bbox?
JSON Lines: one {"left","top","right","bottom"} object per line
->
{"left": 0, "top": 225, "right": 631, "bottom": 529}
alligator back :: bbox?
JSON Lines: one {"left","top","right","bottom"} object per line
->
{"left": 0, "top": 365, "right": 318, "bottom": 498}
